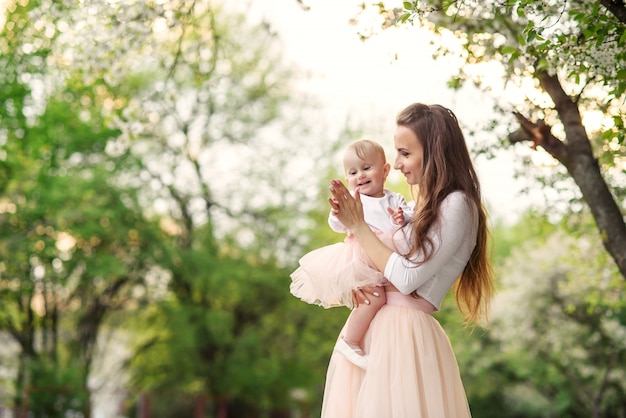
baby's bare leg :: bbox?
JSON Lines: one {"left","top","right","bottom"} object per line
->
{"left": 343, "top": 289, "right": 387, "bottom": 350}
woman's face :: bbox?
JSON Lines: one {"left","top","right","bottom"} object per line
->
{"left": 393, "top": 125, "right": 424, "bottom": 185}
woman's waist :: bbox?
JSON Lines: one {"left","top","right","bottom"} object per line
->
{"left": 384, "top": 289, "right": 435, "bottom": 314}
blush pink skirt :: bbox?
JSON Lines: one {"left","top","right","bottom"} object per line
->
{"left": 321, "top": 292, "right": 472, "bottom": 417}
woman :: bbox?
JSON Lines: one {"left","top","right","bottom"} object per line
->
{"left": 322, "top": 103, "right": 494, "bottom": 417}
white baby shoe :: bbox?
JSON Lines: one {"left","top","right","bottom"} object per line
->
{"left": 334, "top": 338, "right": 368, "bottom": 370}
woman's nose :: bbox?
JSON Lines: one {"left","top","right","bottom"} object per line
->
{"left": 394, "top": 158, "right": 401, "bottom": 170}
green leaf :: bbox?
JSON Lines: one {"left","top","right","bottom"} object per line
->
{"left": 536, "top": 58, "right": 549, "bottom": 70}
{"left": 501, "top": 46, "right": 519, "bottom": 55}
{"left": 447, "top": 76, "right": 464, "bottom": 90}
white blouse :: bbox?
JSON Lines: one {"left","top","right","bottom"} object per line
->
{"left": 384, "top": 191, "right": 478, "bottom": 310}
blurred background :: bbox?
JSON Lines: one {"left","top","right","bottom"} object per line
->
{"left": 0, "top": 0, "right": 625, "bottom": 417}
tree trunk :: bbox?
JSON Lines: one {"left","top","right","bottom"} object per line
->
{"left": 509, "top": 70, "right": 626, "bottom": 279}
{"left": 216, "top": 395, "right": 228, "bottom": 418}
{"left": 194, "top": 395, "right": 207, "bottom": 418}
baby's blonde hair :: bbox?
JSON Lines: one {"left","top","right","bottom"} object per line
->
{"left": 346, "top": 139, "right": 387, "bottom": 163}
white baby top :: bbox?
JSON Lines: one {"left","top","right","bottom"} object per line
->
{"left": 383, "top": 191, "right": 478, "bottom": 310}
{"left": 328, "top": 189, "right": 413, "bottom": 235}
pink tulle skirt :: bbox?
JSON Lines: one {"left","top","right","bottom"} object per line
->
{"left": 321, "top": 292, "right": 472, "bottom": 418}
{"left": 289, "top": 233, "right": 391, "bottom": 309}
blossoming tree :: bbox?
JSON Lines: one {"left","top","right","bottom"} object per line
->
{"left": 350, "top": 0, "right": 626, "bottom": 279}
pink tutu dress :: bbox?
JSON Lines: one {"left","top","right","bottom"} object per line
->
{"left": 289, "top": 232, "right": 393, "bottom": 309}
{"left": 290, "top": 189, "right": 411, "bottom": 309}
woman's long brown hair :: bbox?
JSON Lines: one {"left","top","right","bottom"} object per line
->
{"left": 396, "top": 103, "right": 494, "bottom": 326}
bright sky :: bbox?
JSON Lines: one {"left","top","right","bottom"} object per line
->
{"left": 244, "top": 0, "right": 530, "bottom": 224}
{"left": 0, "top": 0, "right": 531, "bottom": 223}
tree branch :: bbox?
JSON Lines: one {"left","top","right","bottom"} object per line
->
{"left": 518, "top": 70, "right": 626, "bottom": 279}
{"left": 508, "top": 111, "right": 566, "bottom": 160}
{"left": 600, "top": 0, "right": 626, "bottom": 24}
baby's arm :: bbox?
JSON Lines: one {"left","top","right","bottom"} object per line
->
{"left": 328, "top": 210, "right": 348, "bottom": 232}
{"left": 389, "top": 192, "right": 414, "bottom": 225}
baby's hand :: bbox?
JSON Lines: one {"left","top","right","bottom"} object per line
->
{"left": 389, "top": 207, "right": 405, "bottom": 225}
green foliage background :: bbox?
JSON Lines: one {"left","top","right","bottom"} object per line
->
{"left": 0, "top": 0, "right": 625, "bottom": 417}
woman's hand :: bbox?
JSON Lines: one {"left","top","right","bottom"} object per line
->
{"left": 352, "top": 285, "right": 382, "bottom": 307}
{"left": 328, "top": 179, "right": 366, "bottom": 231}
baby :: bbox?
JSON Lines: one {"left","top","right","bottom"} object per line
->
{"left": 290, "top": 139, "right": 413, "bottom": 369}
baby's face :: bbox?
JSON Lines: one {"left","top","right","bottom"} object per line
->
{"left": 343, "top": 149, "right": 389, "bottom": 198}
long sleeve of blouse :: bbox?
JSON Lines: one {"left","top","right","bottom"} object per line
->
{"left": 383, "top": 191, "right": 478, "bottom": 310}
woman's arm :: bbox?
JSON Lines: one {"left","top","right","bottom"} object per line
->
{"left": 331, "top": 180, "right": 477, "bottom": 298}
{"left": 385, "top": 192, "right": 477, "bottom": 295}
